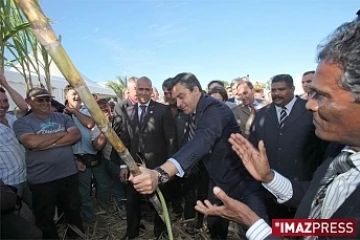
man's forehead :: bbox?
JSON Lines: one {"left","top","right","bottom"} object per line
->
{"left": 237, "top": 83, "right": 250, "bottom": 90}
{"left": 0, "top": 92, "right": 7, "bottom": 99}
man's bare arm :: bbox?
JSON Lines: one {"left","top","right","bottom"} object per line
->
{"left": 54, "top": 127, "right": 81, "bottom": 147}
{"left": 92, "top": 133, "right": 107, "bottom": 151}
{"left": 0, "top": 74, "right": 28, "bottom": 114}
{"left": 69, "top": 108, "right": 95, "bottom": 129}
{"left": 19, "top": 131, "right": 67, "bottom": 150}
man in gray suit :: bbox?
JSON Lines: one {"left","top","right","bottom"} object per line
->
{"left": 232, "top": 80, "right": 267, "bottom": 138}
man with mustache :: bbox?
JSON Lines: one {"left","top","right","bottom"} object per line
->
{"left": 247, "top": 74, "right": 327, "bottom": 220}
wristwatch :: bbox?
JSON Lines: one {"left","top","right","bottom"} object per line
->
{"left": 154, "top": 167, "right": 170, "bottom": 185}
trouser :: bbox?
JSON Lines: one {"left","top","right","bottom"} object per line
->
{"left": 126, "top": 182, "right": 173, "bottom": 238}
{"left": 103, "top": 159, "right": 126, "bottom": 208}
{"left": 166, "top": 176, "right": 183, "bottom": 215}
{"left": 183, "top": 163, "right": 208, "bottom": 228}
{"left": 13, "top": 181, "right": 33, "bottom": 210}
{"left": 78, "top": 159, "right": 111, "bottom": 221}
{"left": 206, "top": 179, "right": 267, "bottom": 240}
{"left": 29, "top": 174, "right": 83, "bottom": 239}
{"left": 1, "top": 212, "right": 42, "bottom": 239}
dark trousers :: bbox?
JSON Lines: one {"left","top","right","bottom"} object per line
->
{"left": 126, "top": 182, "right": 172, "bottom": 238}
{"left": 207, "top": 180, "right": 267, "bottom": 240}
{"left": 29, "top": 174, "right": 83, "bottom": 239}
{"left": 166, "top": 176, "right": 183, "bottom": 215}
{"left": 183, "top": 163, "right": 208, "bottom": 228}
{"left": 1, "top": 212, "right": 42, "bottom": 239}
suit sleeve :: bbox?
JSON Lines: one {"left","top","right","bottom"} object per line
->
{"left": 112, "top": 102, "right": 130, "bottom": 166}
{"left": 248, "top": 114, "right": 259, "bottom": 148}
{"left": 171, "top": 105, "right": 230, "bottom": 173}
{"left": 163, "top": 106, "right": 178, "bottom": 157}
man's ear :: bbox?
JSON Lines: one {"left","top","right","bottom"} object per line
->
{"left": 25, "top": 98, "right": 31, "bottom": 105}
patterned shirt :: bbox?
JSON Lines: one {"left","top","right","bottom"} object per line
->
{"left": 0, "top": 113, "right": 26, "bottom": 185}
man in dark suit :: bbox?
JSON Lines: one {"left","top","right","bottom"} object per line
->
{"left": 249, "top": 74, "right": 327, "bottom": 220}
{"left": 129, "top": 73, "right": 267, "bottom": 240}
{"left": 119, "top": 77, "right": 177, "bottom": 240}
{"left": 232, "top": 80, "right": 268, "bottom": 138}
{"left": 163, "top": 77, "right": 208, "bottom": 234}
{"left": 194, "top": 12, "right": 360, "bottom": 240}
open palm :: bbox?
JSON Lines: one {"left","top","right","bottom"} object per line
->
{"left": 195, "top": 187, "right": 259, "bottom": 227}
{"left": 229, "top": 133, "right": 272, "bottom": 182}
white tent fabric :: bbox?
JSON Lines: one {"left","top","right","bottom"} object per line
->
{"left": 4, "top": 50, "right": 115, "bottom": 110}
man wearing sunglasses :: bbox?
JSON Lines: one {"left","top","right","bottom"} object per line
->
{"left": 13, "top": 87, "right": 84, "bottom": 239}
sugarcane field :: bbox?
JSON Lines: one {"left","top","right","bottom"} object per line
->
{"left": 2, "top": 0, "right": 360, "bottom": 240}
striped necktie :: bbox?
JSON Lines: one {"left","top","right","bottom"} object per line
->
{"left": 188, "top": 113, "right": 196, "bottom": 141}
{"left": 186, "top": 113, "right": 200, "bottom": 175}
{"left": 279, "top": 107, "right": 287, "bottom": 128}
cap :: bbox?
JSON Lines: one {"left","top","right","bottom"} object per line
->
{"left": 27, "top": 87, "right": 51, "bottom": 99}
{"left": 254, "top": 82, "right": 265, "bottom": 91}
{"left": 96, "top": 98, "right": 109, "bottom": 105}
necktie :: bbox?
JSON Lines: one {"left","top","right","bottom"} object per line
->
{"left": 279, "top": 107, "right": 287, "bottom": 128}
{"left": 186, "top": 113, "right": 200, "bottom": 175}
{"left": 244, "top": 104, "right": 256, "bottom": 136}
{"left": 188, "top": 113, "right": 196, "bottom": 141}
{"left": 308, "top": 152, "right": 354, "bottom": 220}
{"left": 305, "top": 152, "right": 354, "bottom": 240}
{"left": 139, "top": 105, "right": 147, "bottom": 124}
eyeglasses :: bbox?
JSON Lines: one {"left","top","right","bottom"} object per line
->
{"left": 35, "top": 97, "right": 51, "bottom": 103}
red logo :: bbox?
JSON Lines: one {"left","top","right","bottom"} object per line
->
{"left": 272, "top": 219, "right": 356, "bottom": 237}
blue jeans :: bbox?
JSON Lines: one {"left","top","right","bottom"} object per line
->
{"left": 78, "top": 160, "right": 110, "bottom": 221}
{"left": 103, "top": 159, "right": 126, "bottom": 208}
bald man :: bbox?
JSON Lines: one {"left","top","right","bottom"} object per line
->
{"left": 119, "top": 77, "right": 177, "bottom": 240}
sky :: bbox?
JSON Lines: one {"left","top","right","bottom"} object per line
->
{"left": 40, "top": 0, "right": 359, "bottom": 90}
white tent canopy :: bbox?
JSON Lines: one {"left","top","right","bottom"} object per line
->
{"left": 4, "top": 50, "right": 115, "bottom": 110}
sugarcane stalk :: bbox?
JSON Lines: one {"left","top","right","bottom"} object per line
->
{"left": 13, "top": 1, "right": 173, "bottom": 238}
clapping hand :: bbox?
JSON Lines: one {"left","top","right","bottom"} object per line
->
{"left": 228, "top": 133, "right": 274, "bottom": 183}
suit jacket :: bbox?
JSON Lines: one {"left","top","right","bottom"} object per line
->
{"left": 265, "top": 154, "right": 360, "bottom": 240}
{"left": 231, "top": 98, "right": 268, "bottom": 139}
{"left": 111, "top": 98, "right": 135, "bottom": 165}
{"left": 172, "top": 95, "right": 261, "bottom": 196}
{"left": 118, "top": 100, "right": 177, "bottom": 169}
{"left": 173, "top": 109, "right": 191, "bottom": 149}
{"left": 249, "top": 97, "right": 326, "bottom": 181}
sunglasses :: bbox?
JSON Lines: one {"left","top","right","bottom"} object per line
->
{"left": 35, "top": 97, "right": 51, "bottom": 103}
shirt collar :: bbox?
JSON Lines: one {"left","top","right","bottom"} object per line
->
{"left": 139, "top": 100, "right": 151, "bottom": 107}
{"left": 275, "top": 96, "right": 297, "bottom": 112}
{"left": 342, "top": 147, "right": 360, "bottom": 171}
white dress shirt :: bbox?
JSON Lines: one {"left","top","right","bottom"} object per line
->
{"left": 274, "top": 96, "right": 297, "bottom": 123}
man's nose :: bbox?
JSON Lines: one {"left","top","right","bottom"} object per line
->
{"left": 177, "top": 99, "right": 182, "bottom": 108}
{"left": 306, "top": 97, "right": 318, "bottom": 112}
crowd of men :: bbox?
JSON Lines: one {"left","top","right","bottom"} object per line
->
{"left": 1, "top": 10, "right": 360, "bottom": 240}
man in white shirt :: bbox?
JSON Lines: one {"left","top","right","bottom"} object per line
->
{"left": 194, "top": 11, "right": 360, "bottom": 240}
{"left": 0, "top": 72, "right": 29, "bottom": 200}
